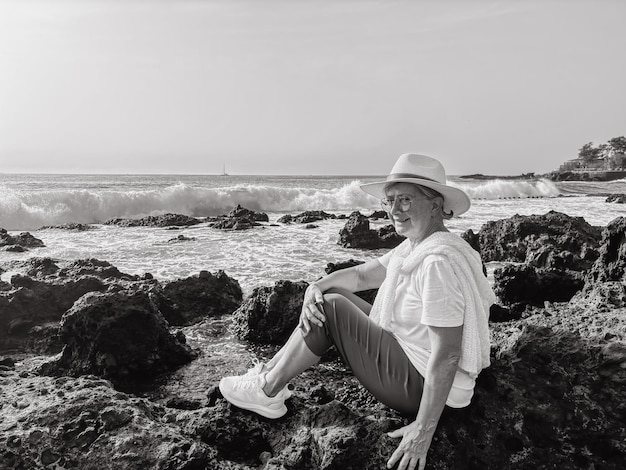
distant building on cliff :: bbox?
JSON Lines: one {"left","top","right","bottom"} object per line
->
{"left": 558, "top": 153, "right": 626, "bottom": 172}
{"left": 552, "top": 136, "right": 626, "bottom": 180}
{"left": 558, "top": 159, "right": 582, "bottom": 172}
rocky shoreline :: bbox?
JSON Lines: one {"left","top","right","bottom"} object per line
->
{"left": 544, "top": 170, "right": 626, "bottom": 182}
{"left": 459, "top": 171, "right": 626, "bottom": 182}
{"left": 1, "top": 211, "right": 625, "bottom": 469}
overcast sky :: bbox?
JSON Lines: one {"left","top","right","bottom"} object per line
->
{"left": 1, "top": 0, "right": 625, "bottom": 176}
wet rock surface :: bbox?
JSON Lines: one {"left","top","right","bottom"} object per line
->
{"left": 0, "top": 272, "right": 108, "bottom": 353}
{"left": 104, "top": 213, "right": 202, "bottom": 227}
{"left": 277, "top": 211, "right": 339, "bottom": 224}
{"left": 476, "top": 211, "right": 601, "bottom": 270}
{"left": 210, "top": 217, "right": 263, "bottom": 231}
{"left": 586, "top": 216, "right": 626, "bottom": 284}
{"left": 39, "top": 223, "right": 95, "bottom": 231}
{"left": 338, "top": 211, "right": 404, "bottom": 249}
{"left": 606, "top": 193, "right": 626, "bottom": 203}
{"left": 0, "top": 258, "right": 241, "bottom": 354}
{"left": 493, "top": 264, "right": 585, "bottom": 309}
{"left": 230, "top": 280, "right": 309, "bottom": 344}
{"left": 39, "top": 290, "right": 197, "bottom": 390}
{"left": 480, "top": 211, "right": 605, "bottom": 308}
{"left": 367, "top": 210, "right": 389, "bottom": 219}
{"left": 226, "top": 205, "right": 270, "bottom": 222}
{"left": 0, "top": 228, "right": 45, "bottom": 252}
{"left": 207, "top": 205, "right": 269, "bottom": 231}
{"left": 158, "top": 270, "right": 243, "bottom": 326}
{"left": 0, "top": 372, "right": 212, "bottom": 470}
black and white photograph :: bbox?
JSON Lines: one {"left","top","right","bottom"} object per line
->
{"left": 1, "top": 1, "right": 625, "bottom": 468}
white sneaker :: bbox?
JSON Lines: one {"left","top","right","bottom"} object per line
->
{"left": 243, "top": 361, "right": 292, "bottom": 399}
{"left": 219, "top": 373, "right": 287, "bottom": 419}
{"left": 242, "top": 360, "right": 265, "bottom": 377}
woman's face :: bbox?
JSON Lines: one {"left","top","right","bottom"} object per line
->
{"left": 383, "top": 183, "right": 442, "bottom": 242}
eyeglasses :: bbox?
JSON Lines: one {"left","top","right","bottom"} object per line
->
{"left": 381, "top": 195, "right": 413, "bottom": 212}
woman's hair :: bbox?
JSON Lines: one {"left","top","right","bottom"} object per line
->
{"left": 384, "top": 182, "right": 454, "bottom": 219}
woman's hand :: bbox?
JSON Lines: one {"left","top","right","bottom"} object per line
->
{"left": 386, "top": 420, "right": 437, "bottom": 470}
{"left": 298, "top": 283, "right": 325, "bottom": 336}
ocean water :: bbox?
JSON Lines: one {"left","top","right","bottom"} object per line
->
{"left": 1, "top": 174, "right": 625, "bottom": 294}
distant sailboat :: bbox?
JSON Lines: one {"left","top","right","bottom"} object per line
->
{"left": 221, "top": 163, "right": 228, "bottom": 176}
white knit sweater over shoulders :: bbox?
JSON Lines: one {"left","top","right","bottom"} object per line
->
{"left": 369, "top": 231, "right": 496, "bottom": 376}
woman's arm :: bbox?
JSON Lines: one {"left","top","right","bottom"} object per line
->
{"left": 299, "top": 258, "right": 386, "bottom": 334}
{"left": 387, "top": 324, "right": 462, "bottom": 470}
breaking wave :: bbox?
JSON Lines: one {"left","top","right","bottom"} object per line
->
{"left": 0, "top": 178, "right": 562, "bottom": 230}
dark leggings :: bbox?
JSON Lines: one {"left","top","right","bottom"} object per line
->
{"left": 303, "top": 289, "right": 424, "bottom": 415}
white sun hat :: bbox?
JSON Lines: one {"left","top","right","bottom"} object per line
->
{"left": 360, "top": 153, "right": 471, "bottom": 216}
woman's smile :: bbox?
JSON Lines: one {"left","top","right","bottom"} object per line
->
{"left": 393, "top": 215, "right": 411, "bottom": 225}
{"left": 383, "top": 182, "right": 448, "bottom": 243}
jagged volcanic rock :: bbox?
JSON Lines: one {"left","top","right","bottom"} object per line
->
{"left": 277, "top": 211, "right": 337, "bottom": 224}
{"left": 157, "top": 270, "right": 243, "bottom": 326}
{"left": 39, "top": 290, "right": 196, "bottom": 389}
{"left": 104, "top": 213, "right": 201, "bottom": 227}
{"left": 0, "top": 228, "right": 45, "bottom": 251}
{"left": 338, "top": 211, "right": 404, "bottom": 249}
{"left": 230, "top": 280, "right": 309, "bottom": 344}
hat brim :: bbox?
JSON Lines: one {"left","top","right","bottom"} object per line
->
{"left": 360, "top": 178, "right": 471, "bottom": 216}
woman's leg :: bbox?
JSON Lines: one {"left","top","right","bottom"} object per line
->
{"left": 264, "top": 289, "right": 371, "bottom": 369}
{"left": 262, "top": 289, "right": 372, "bottom": 396}
{"left": 303, "top": 289, "right": 424, "bottom": 416}
{"left": 263, "top": 329, "right": 321, "bottom": 397}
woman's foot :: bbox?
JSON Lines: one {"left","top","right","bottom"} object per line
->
{"left": 243, "top": 361, "right": 292, "bottom": 398}
{"left": 219, "top": 373, "right": 289, "bottom": 419}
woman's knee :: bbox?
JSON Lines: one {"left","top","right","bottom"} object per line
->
{"left": 321, "top": 292, "right": 349, "bottom": 319}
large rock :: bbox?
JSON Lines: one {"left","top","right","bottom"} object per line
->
{"left": 15, "top": 257, "right": 60, "bottom": 278}
{"left": 40, "top": 222, "right": 95, "bottom": 231}
{"left": 230, "top": 280, "right": 309, "bottom": 344}
{"left": 207, "top": 205, "right": 268, "bottom": 231}
{"left": 104, "top": 213, "right": 201, "bottom": 227}
{"left": 57, "top": 258, "right": 140, "bottom": 282}
{"left": 277, "top": 211, "right": 338, "bottom": 224}
{"left": 368, "top": 210, "right": 389, "bottom": 219}
{"left": 338, "top": 211, "right": 404, "bottom": 249}
{"left": 227, "top": 204, "right": 269, "bottom": 222}
{"left": 0, "top": 275, "right": 107, "bottom": 353}
{"left": 199, "top": 302, "right": 625, "bottom": 469}
{"left": 491, "top": 216, "right": 626, "bottom": 310}
{"left": 493, "top": 264, "right": 585, "bottom": 308}
{"left": 0, "top": 258, "right": 155, "bottom": 354}
{"left": 40, "top": 290, "right": 196, "bottom": 390}
{"left": 0, "top": 228, "right": 45, "bottom": 251}
{"left": 574, "top": 216, "right": 626, "bottom": 309}
{"left": 210, "top": 217, "right": 262, "bottom": 230}
{"left": 191, "top": 395, "right": 398, "bottom": 469}
{"left": 0, "top": 374, "right": 211, "bottom": 469}
{"left": 606, "top": 194, "right": 626, "bottom": 203}
{"left": 157, "top": 270, "right": 243, "bottom": 326}
{"left": 476, "top": 211, "right": 601, "bottom": 271}
{"left": 586, "top": 216, "right": 626, "bottom": 283}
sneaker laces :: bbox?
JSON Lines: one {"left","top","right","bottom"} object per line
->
{"left": 242, "top": 359, "right": 291, "bottom": 399}
{"left": 232, "top": 373, "right": 266, "bottom": 392}
{"left": 244, "top": 358, "right": 265, "bottom": 377}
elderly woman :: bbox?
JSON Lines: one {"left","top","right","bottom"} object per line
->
{"left": 220, "top": 154, "right": 495, "bottom": 470}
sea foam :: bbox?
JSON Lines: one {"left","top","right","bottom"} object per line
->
{"left": 0, "top": 179, "right": 561, "bottom": 231}
{"left": 461, "top": 178, "right": 561, "bottom": 199}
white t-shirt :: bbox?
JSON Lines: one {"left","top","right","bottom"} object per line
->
{"left": 378, "top": 250, "right": 475, "bottom": 408}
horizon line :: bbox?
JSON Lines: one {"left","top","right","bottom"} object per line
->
{"left": 0, "top": 171, "right": 544, "bottom": 178}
